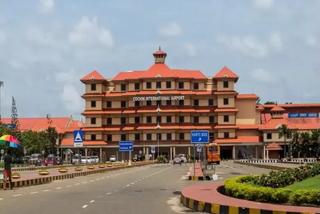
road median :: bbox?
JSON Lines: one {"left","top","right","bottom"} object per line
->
{"left": 234, "top": 160, "right": 289, "bottom": 170}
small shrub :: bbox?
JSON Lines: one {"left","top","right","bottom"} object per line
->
{"left": 291, "top": 190, "right": 320, "bottom": 206}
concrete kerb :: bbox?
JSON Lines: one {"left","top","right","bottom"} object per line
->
{"left": 234, "top": 160, "right": 288, "bottom": 171}
{"left": 0, "top": 161, "right": 154, "bottom": 190}
{"left": 0, "top": 164, "right": 74, "bottom": 172}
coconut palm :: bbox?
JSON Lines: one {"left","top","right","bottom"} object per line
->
{"left": 278, "top": 124, "right": 292, "bottom": 158}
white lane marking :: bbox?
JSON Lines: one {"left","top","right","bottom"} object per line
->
{"left": 66, "top": 185, "right": 71, "bottom": 187}
{"left": 82, "top": 205, "right": 88, "bottom": 208}
{"left": 0, "top": 198, "right": 4, "bottom": 200}
{"left": 90, "top": 180, "right": 94, "bottom": 182}
{"left": 220, "top": 163, "right": 253, "bottom": 175}
{"left": 13, "top": 194, "right": 22, "bottom": 197}
{"left": 56, "top": 187, "right": 61, "bottom": 190}
{"left": 75, "top": 183, "right": 80, "bottom": 185}
{"left": 106, "top": 192, "right": 111, "bottom": 195}
{"left": 131, "top": 182, "right": 134, "bottom": 184}
{"left": 43, "top": 190, "right": 51, "bottom": 192}
{"left": 82, "top": 182, "right": 87, "bottom": 184}
{"left": 30, "top": 192, "right": 37, "bottom": 194}
{"left": 126, "top": 184, "right": 130, "bottom": 187}
{"left": 97, "top": 195, "right": 102, "bottom": 198}
{"left": 90, "top": 200, "right": 94, "bottom": 203}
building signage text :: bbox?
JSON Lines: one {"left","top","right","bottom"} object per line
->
{"left": 133, "top": 96, "right": 185, "bottom": 102}
{"left": 288, "top": 113, "right": 319, "bottom": 118}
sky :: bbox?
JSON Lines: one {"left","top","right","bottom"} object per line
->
{"left": 0, "top": 0, "right": 319, "bottom": 119}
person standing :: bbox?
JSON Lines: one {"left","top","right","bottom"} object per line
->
{"left": 3, "top": 149, "right": 13, "bottom": 190}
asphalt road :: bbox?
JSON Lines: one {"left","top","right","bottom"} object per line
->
{"left": 0, "top": 161, "right": 281, "bottom": 214}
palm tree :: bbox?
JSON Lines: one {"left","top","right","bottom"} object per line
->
{"left": 278, "top": 124, "right": 292, "bottom": 158}
{"left": 309, "top": 129, "right": 320, "bottom": 158}
{"left": 291, "top": 131, "right": 301, "bottom": 157}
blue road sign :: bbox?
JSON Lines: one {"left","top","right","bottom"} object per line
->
{"left": 151, "top": 146, "right": 155, "bottom": 153}
{"left": 197, "top": 144, "right": 201, "bottom": 152}
{"left": 73, "top": 130, "right": 84, "bottom": 147}
{"left": 191, "top": 130, "right": 209, "bottom": 144}
{"left": 288, "top": 113, "right": 319, "bottom": 118}
{"left": 5, "top": 123, "right": 16, "bottom": 129}
{"left": 119, "top": 141, "right": 133, "bottom": 152}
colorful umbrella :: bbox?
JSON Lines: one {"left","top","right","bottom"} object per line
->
{"left": 0, "top": 135, "right": 22, "bottom": 148}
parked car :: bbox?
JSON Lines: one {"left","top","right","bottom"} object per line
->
{"left": 179, "top": 154, "right": 187, "bottom": 163}
{"left": 29, "top": 154, "right": 42, "bottom": 165}
{"left": 45, "top": 156, "right": 60, "bottom": 166}
{"left": 72, "top": 154, "right": 82, "bottom": 164}
{"left": 81, "top": 156, "right": 91, "bottom": 164}
{"left": 173, "top": 155, "right": 182, "bottom": 165}
{"left": 90, "top": 156, "right": 99, "bottom": 163}
{"left": 109, "top": 155, "right": 116, "bottom": 162}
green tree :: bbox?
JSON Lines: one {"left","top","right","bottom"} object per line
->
{"left": 46, "top": 114, "right": 58, "bottom": 154}
{"left": 278, "top": 124, "right": 293, "bottom": 158}
{"left": 11, "top": 96, "right": 21, "bottom": 139}
{"left": 264, "top": 101, "right": 275, "bottom": 104}
{"left": 291, "top": 131, "right": 301, "bottom": 157}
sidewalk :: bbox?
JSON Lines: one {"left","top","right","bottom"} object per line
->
{"left": 189, "top": 162, "right": 206, "bottom": 180}
{"left": 180, "top": 183, "right": 319, "bottom": 214}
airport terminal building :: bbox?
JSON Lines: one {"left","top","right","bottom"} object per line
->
{"left": 60, "top": 49, "right": 320, "bottom": 161}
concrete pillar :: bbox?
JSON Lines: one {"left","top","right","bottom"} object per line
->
{"left": 232, "top": 146, "right": 236, "bottom": 159}
{"left": 255, "top": 146, "right": 258, "bottom": 159}
{"left": 85, "top": 148, "right": 88, "bottom": 156}
{"left": 170, "top": 147, "right": 173, "bottom": 160}
{"left": 173, "top": 147, "right": 176, "bottom": 157}
{"left": 188, "top": 147, "right": 191, "bottom": 156}
{"left": 99, "top": 148, "right": 102, "bottom": 163}
{"left": 65, "top": 149, "right": 68, "bottom": 163}
{"left": 143, "top": 147, "right": 146, "bottom": 154}
{"left": 267, "top": 150, "right": 269, "bottom": 159}
{"left": 146, "top": 147, "right": 149, "bottom": 160}
{"left": 263, "top": 145, "right": 266, "bottom": 159}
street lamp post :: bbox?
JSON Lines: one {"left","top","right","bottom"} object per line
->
{"left": 0, "top": 80, "right": 4, "bottom": 120}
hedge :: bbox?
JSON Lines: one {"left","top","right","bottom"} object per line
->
{"left": 223, "top": 175, "right": 320, "bottom": 206}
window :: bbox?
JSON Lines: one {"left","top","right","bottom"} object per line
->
{"left": 91, "top": 84, "right": 96, "bottom": 91}
{"left": 134, "top": 83, "right": 140, "bottom": 90}
{"left": 224, "top": 132, "right": 229, "bottom": 138}
{"left": 223, "top": 115, "right": 229, "bottom": 122}
{"left": 166, "top": 100, "right": 171, "bottom": 105}
{"left": 107, "top": 101, "right": 112, "bottom": 108}
{"left": 107, "top": 135, "right": 112, "bottom": 141}
{"left": 193, "top": 99, "right": 199, "bottom": 106}
{"left": 179, "top": 100, "right": 184, "bottom": 106}
{"left": 179, "top": 116, "right": 184, "bottom": 123}
{"left": 121, "top": 117, "right": 126, "bottom": 125}
{"left": 166, "top": 81, "right": 171, "bottom": 88}
{"left": 167, "top": 133, "right": 172, "bottom": 140}
{"left": 135, "top": 134, "right": 140, "bottom": 141}
{"left": 156, "top": 82, "right": 161, "bottom": 89}
{"left": 146, "top": 116, "right": 152, "bottom": 123}
{"left": 223, "top": 81, "right": 229, "bottom": 88}
{"left": 223, "top": 98, "right": 229, "bottom": 105}
{"left": 179, "top": 133, "right": 185, "bottom": 140}
{"left": 166, "top": 116, "right": 172, "bottom": 123}
{"left": 178, "top": 82, "right": 184, "bottom": 89}
{"left": 156, "top": 116, "right": 161, "bottom": 123}
{"left": 91, "top": 101, "right": 96, "bottom": 107}
{"left": 146, "top": 82, "right": 152, "bottom": 89}
{"left": 135, "top": 117, "right": 140, "bottom": 124}
{"left": 147, "top": 101, "right": 152, "bottom": 106}
{"left": 146, "top": 134, "right": 152, "bottom": 140}
{"left": 107, "top": 118, "right": 112, "bottom": 125}
{"left": 208, "top": 99, "right": 214, "bottom": 106}
{"left": 267, "top": 133, "right": 272, "bottom": 139}
{"left": 193, "top": 83, "right": 199, "bottom": 90}
{"left": 156, "top": 100, "right": 161, "bottom": 106}
{"left": 157, "top": 133, "right": 162, "bottom": 140}
{"left": 194, "top": 116, "right": 199, "bottom": 123}
{"left": 209, "top": 116, "right": 214, "bottom": 123}
{"left": 134, "top": 101, "right": 140, "bottom": 107}
{"left": 121, "top": 84, "right": 126, "bottom": 91}
{"left": 121, "top": 134, "right": 126, "bottom": 141}
{"left": 209, "top": 132, "right": 215, "bottom": 140}
{"left": 90, "top": 118, "right": 96, "bottom": 124}
{"left": 121, "top": 101, "right": 126, "bottom": 108}
{"left": 91, "top": 134, "right": 96, "bottom": 140}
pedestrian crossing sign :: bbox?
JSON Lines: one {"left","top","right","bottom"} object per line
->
{"left": 74, "top": 130, "right": 83, "bottom": 147}
{"left": 151, "top": 146, "right": 155, "bottom": 153}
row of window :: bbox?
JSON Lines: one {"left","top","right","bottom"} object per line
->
{"left": 89, "top": 132, "right": 226, "bottom": 141}
{"left": 93, "top": 98, "right": 230, "bottom": 108}
{"left": 89, "top": 81, "right": 229, "bottom": 92}
{"left": 90, "top": 115, "right": 230, "bottom": 125}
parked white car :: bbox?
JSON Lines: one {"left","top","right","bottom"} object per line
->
{"left": 173, "top": 155, "right": 182, "bottom": 165}
{"left": 109, "top": 155, "right": 116, "bottom": 162}
{"left": 179, "top": 154, "right": 187, "bottom": 163}
{"left": 90, "top": 156, "right": 99, "bottom": 163}
{"left": 81, "top": 156, "right": 92, "bottom": 164}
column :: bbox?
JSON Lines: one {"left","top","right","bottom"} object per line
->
{"left": 173, "top": 147, "right": 176, "bottom": 157}
{"left": 65, "top": 149, "right": 68, "bottom": 163}
{"left": 267, "top": 150, "right": 269, "bottom": 159}
{"left": 255, "top": 146, "right": 258, "bottom": 159}
{"left": 143, "top": 147, "right": 146, "bottom": 154}
{"left": 263, "top": 145, "right": 266, "bottom": 159}
{"left": 99, "top": 148, "right": 102, "bottom": 163}
{"left": 232, "top": 146, "right": 236, "bottom": 160}
{"left": 146, "top": 147, "right": 149, "bottom": 160}
{"left": 188, "top": 147, "right": 191, "bottom": 156}
{"left": 170, "top": 147, "right": 173, "bottom": 160}
{"left": 85, "top": 148, "right": 88, "bottom": 156}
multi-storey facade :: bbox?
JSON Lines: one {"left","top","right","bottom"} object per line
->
{"left": 60, "top": 49, "right": 320, "bottom": 162}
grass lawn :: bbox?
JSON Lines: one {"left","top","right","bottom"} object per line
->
{"left": 285, "top": 175, "right": 320, "bottom": 190}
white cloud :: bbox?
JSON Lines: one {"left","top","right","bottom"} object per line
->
{"left": 217, "top": 35, "right": 268, "bottom": 58}
{"left": 252, "top": 0, "right": 274, "bottom": 11}
{"left": 0, "top": 31, "right": 5, "bottom": 44}
{"left": 38, "top": 0, "right": 54, "bottom": 14}
{"left": 269, "top": 32, "right": 283, "bottom": 52}
{"left": 158, "top": 23, "right": 182, "bottom": 37}
{"left": 182, "top": 43, "right": 196, "bottom": 57}
{"left": 68, "top": 16, "right": 114, "bottom": 48}
{"left": 61, "top": 85, "right": 82, "bottom": 113}
{"left": 305, "top": 35, "right": 319, "bottom": 48}
{"left": 54, "top": 69, "right": 78, "bottom": 84}
{"left": 251, "top": 68, "right": 276, "bottom": 83}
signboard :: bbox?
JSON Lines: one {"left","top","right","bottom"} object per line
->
{"left": 119, "top": 141, "right": 133, "bottom": 152}
{"left": 73, "top": 130, "right": 84, "bottom": 147}
{"left": 133, "top": 96, "right": 184, "bottom": 102}
{"left": 288, "top": 113, "right": 319, "bottom": 118}
{"left": 191, "top": 130, "right": 209, "bottom": 144}
{"left": 151, "top": 146, "right": 155, "bottom": 154}
{"left": 197, "top": 144, "right": 201, "bottom": 152}
{"left": 5, "top": 124, "right": 16, "bottom": 129}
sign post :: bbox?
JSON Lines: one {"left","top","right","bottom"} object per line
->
{"left": 191, "top": 130, "right": 209, "bottom": 179}
{"left": 74, "top": 130, "right": 84, "bottom": 165}
{"left": 151, "top": 146, "right": 155, "bottom": 164}
{"left": 197, "top": 144, "right": 201, "bottom": 161}
{"left": 119, "top": 141, "right": 133, "bottom": 165}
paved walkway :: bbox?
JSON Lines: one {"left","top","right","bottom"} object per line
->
{"left": 181, "top": 183, "right": 319, "bottom": 213}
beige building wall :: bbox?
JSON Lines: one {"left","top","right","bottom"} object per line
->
{"left": 235, "top": 99, "right": 257, "bottom": 124}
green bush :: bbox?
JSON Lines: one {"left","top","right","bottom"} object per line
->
{"left": 253, "top": 163, "right": 320, "bottom": 188}
{"left": 0, "top": 162, "right": 3, "bottom": 168}
{"left": 291, "top": 190, "right": 320, "bottom": 206}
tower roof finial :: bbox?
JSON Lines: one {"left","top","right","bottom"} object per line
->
{"left": 159, "top": 46, "right": 161, "bottom": 51}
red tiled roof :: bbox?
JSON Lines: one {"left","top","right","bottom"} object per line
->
{"left": 61, "top": 139, "right": 106, "bottom": 146}
{"left": 215, "top": 136, "right": 260, "bottom": 144}
{"left": 270, "top": 106, "right": 285, "bottom": 111}
{"left": 256, "top": 105, "right": 264, "bottom": 110}
{"left": 238, "top": 124, "right": 261, "bottom": 129}
{"left": 237, "top": 94, "right": 259, "bottom": 99}
{"left": 266, "top": 142, "right": 282, "bottom": 151}
{"left": 263, "top": 103, "right": 320, "bottom": 108}
{"left": 213, "top": 66, "right": 239, "bottom": 79}
{"left": 80, "top": 71, "right": 105, "bottom": 81}
{"left": 259, "top": 118, "right": 297, "bottom": 130}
